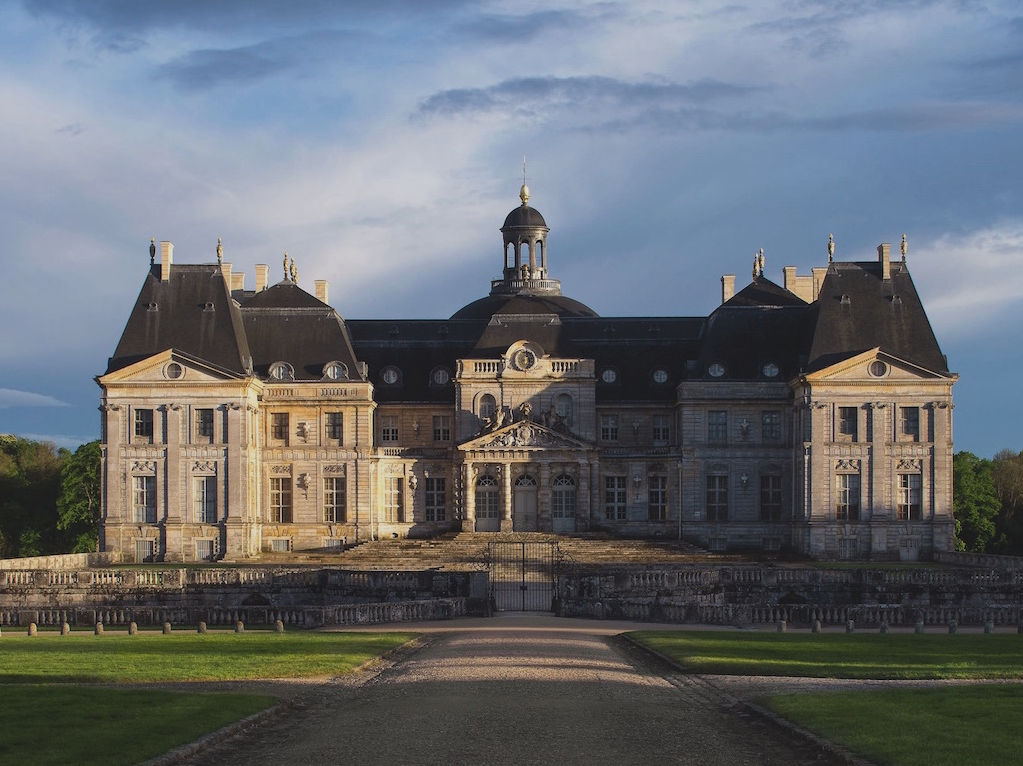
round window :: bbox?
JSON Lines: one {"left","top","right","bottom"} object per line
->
{"left": 762, "top": 362, "right": 779, "bottom": 378}
{"left": 381, "top": 366, "right": 400, "bottom": 385}
{"left": 269, "top": 362, "right": 292, "bottom": 381}
{"left": 324, "top": 362, "right": 347, "bottom": 380}
{"left": 652, "top": 369, "right": 669, "bottom": 384}
{"left": 601, "top": 368, "right": 618, "bottom": 384}
{"left": 708, "top": 363, "right": 725, "bottom": 378}
{"left": 869, "top": 360, "right": 888, "bottom": 377}
{"left": 431, "top": 367, "right": 450, "bottom": 385}
{"left": 165, "top": 362, "right": 183, "bottom": 380}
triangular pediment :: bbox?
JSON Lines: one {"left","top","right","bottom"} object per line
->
{"left": 460, "top": 420, "right": 591, "bottom": 451}
{"left": 97, "top": 349, "right": 248, "bottom": 385}
{"left": 803, "top": 348, "right": 955, "bottom": 383}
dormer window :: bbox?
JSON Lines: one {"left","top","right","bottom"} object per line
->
{"left": 203, "top": 301, "right": 215, "bottom": 312}
{"left": 268, "top": 362, "right": 294, "bottom": 381}
{"left": 762, "top": 362, "right": 779, "bottom": 378}
{"left": 652, "top": 368, "right": 669, "bottom": 384}
{"left": 322, "top": 361, "right": 348, "bottom": 381}
{"left": 381, "top": 366, "right": 401, "bottom": 385}
{"left": 708, "top": 363, "right": 725, "bottom": 378}
{"left": 600, "top": 368, "right": 618, "bottom": 384}
{"left": 430, "top": 367, "right": 451, "bottom": 386}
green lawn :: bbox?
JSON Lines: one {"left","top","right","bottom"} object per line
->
{"left": 0, "top": 630, "right": 417, "bottom": 683}
{"left": 628, "top": 630, "right": 1023, "bottom": 679}
{"left": 0, "top": 685, "right": 275, "bottom": 766}
{"left": 765, "top": 685, "right": 1023, "bottom": 766}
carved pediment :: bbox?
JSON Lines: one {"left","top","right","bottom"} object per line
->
{"left": 460, "top": 421, "right": 590, "bottom": 451}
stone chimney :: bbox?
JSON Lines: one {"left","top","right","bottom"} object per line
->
{"left": 255, "top": 264, "right": 269, "bottom": 292}
{"left": 231, "top": 272, "right": 245, "bottom": 292}
{"left": 160, "top": 241, "right": 173, "bottom": 282}
{"left": 315, "top": 279, "right": 329, "bottom": 304}
{"left": 221, "top": 262, "right": 232, "bottom": 289}
{"left": 721, "top": 274, "right": 735, "bottom": 304}
{"left": 878, "top": 243, "right": 891, "bottom": 280}
{"left": 811, "top": 267, "right": 828, "bottom": 301}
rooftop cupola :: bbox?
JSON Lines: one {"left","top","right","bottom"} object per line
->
{"left": 495, "top": 184, "right": 560, "bottom": 297}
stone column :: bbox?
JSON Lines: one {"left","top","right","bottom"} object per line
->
{"left": 577, "top": 458, "right": 590, "bottom": 531}
{"left": 462, "top": 460, "right": 475, "bottom": 532}
{"left": 502, "top": 462, "right": 513, "bottom": 531}
{"left": 164, "top": 404, "right": 182, "bottom": 561}
{"left": 101, "top": 404, "right": 123, "bottom": 552}
{"left": 539, "top": 461, "right": 551, "bottom": 532}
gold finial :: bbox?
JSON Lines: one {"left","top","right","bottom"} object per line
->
{"left": 289, "top": 258, "right": 298, "bottom": 284}
{"left": 216, "top": 237, "right": 223, "bottom": 265}
{"left": 283, "top": 251, "right": 290, "bottom": 279}
{"left": 149, "top": 237, "right": 156, "bottom": 265}
{"left": 752, "top": 252, "right": 758, "bottom": 279}
{"left": 758, "top": 247, "right": 765, "bottom": 277}
{"left": 900, "top": 233, "right": 908, "bottom": 260}
{"left": 519, "top": 155, "right": 530, "bottom": 205}
{"left": 827, "top": 233, "right": 835, "bottom": 262}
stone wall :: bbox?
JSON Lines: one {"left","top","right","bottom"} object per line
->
{"left": 0, "top": 552, "right": 122, "bottom": 570}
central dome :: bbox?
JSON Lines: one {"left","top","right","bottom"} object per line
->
{"left": 503, "top": 205, "right": 548, "bottom": 229}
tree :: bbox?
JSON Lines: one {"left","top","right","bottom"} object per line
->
{"left": 56, "top": 440, "right": 102, "bottom": 553}
{"left": 992, "top": 449, "right": 1023, "bottom": 554}
{"left": 0, "top": 435, "right": 63, "bottom": 557}
{"left": 952, "top": 451, "right": 1000, "bottom": 552}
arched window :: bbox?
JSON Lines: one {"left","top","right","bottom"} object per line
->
{"left": 476, "top": 475, "right": 500, "bottom": 520}
{"left": 479, "top": 394, "right": 497, "bottom": 425}
{"left": 514, "top": 474, "right": 537, "bottom": 488}
{"left": 555, "top": 393, "right": 573, "bottom": 425}
{"left": 552, "top": 474, "right": 576, "bottom": 519}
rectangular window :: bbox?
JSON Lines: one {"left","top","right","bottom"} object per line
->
{"left": 760, "top": 475, "right": 783, "bottom": 521}
{"left": 133, "top": 475, "right": 156, "bottom": 523}
{"left": 134, "top": 538, "right": 156, "bottom": 563}
{"left": 604, "top": 476, "right": 627, "bottom": 520}
{"left": 194, "top": 476, "right": 216, "bottom": 524}
{"left": 600, "top": 415, "right": 619, "bottom": 442}
{"left": 381, "top": 414, "right": 399, "bottom": 443}
{"left": 648, "top": 476, "right": 667, "bottom": 521}
{"left": 838, "top": 407, "right": 858, "bottom": 441}
{"left": 385, "top": 476, "right": 404, "bottom": 522}
{"left": 652, "top": 415, "right": 670, "bottom": 444}
{"left": 707, "top": 411, "right": 727, "bottom": 444}
{"left": 901, "top": 407, "right": 920, "bottom": 441}
{"left": 432, "top": 415, "right": 451, "bottom": 442}
{"left": 898, "top": 473, "right": 922, "bottom": 520}
{"left": 195, "top": 539, "right": 218, "bottom": 561}
{"left": 761, "top": 411, "right": 781, "bottom": 442}
{"left": 269, "top": 477, "right": 293, "bottom": 523}
{"left": 324, "top": 476, "right": 347, "bottom": 523}
{"left": 325, "top": 412, "right": 343, "bottom": 442}
{"left": 195, "top": 408, "right": 214, "bottom": 443}
{"left": 134, "top": 408, "right": 154, "bottom": 443}
{"left": 270, "top": 538, "right": 292, "bottom": 553}
{"left": 425, "top": 477, "right": 446, "bottom": 521}
{"left": 837, "top": 473, "right": 860, "bottom": 520}
{"left": 706, "top": 475, "right": 728, "bottom": 521}
{"left": 271, "top": 412, "right": 289, "bottom": 443}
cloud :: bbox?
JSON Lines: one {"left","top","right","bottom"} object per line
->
{"left": 914, "top": 221, "right": 1023, "bottom": 338}
{"left": 0, "top": 388, "right": 70, "bottom": 408}
{"left": 455, "top": 10, "right": 596, "bottom": 43}
{"left": 13, "top": 432, "right": 92, "bottom": 449}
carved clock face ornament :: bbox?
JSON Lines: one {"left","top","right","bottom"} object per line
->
{"left": 513, "top": 349, "right": 536, "bottom": 370}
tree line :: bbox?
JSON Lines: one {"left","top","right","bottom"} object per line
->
{"left": 1, "top": 435, "right": 1022, "bottom": 558}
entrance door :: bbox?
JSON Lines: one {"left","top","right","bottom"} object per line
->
{"left": 474, "top": 475, "right": 501, "bottom": 532}
{"left": 489, "top": 541, "right": 557, "bottom": 611}
{"left": 513, "top": 475, "right": 537, "bottom": 531}
{"left": 551, "top": 474, "right": 577, "bottom": 534}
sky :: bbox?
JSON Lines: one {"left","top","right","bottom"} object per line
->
{"left": 0, "top": 0, "right": 1021, "bottom": 456}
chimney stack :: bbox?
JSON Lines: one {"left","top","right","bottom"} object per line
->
{"left": 878, "top": 243, "right": 891, "bottom": 280}
{"left": 255, "top": 264, "right": 269, "bottom": 292}
{"left": 721, "top": 274, "right": 735, "bottom": 304}
{"left": 221, "top": 262, "right": 232, "bottom": 289}
{"left": 231, "top": 272, "right": 245, "bottom": 292}
{"left": 160, "top": 241, "right": 173, "bottom": 282}
{"left": 315, "top": 279, "right": 329, "bottom": 304}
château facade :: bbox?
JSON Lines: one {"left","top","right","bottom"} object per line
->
{"left": 97, "top": 186, "right": 956, "bottom": 562}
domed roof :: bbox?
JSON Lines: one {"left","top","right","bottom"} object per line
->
{"left": 450, "top": 293, "right": 598, "bottom": 320}
{"left": 502, "top": 205, "right": 548, "bottom": 229}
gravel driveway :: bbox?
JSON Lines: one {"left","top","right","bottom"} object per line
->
{"left": 172, "top": 615, "right": 847, "bottom": 766}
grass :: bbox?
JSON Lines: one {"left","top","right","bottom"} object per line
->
{"left": 0, "top": 630, "right": 418, "bottom": 683}
{"left": 0, "top": 685, "right": 275, "bottom": 766}
{"left": 764, "top": 685, "right": 1023, "bottom": 766}
{"left": 629, "top": 630, "right": 1023, "bottom": 679}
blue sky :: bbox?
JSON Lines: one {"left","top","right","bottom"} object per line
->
{"left": 1, "top": 0, "right": 1021, "bottom": 456}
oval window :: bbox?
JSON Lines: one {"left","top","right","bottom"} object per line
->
{"left": 165, "top": 362, "right": 183, "bottom": 380}
{"left": 762, "top": 362, "right": 779, "bottom": 378}
{"left": 869, "top": 361, "right": 888, "bottom": 377}
{"left": 431, "top": 367, "right": 450, "bottom": 385}
{"left": 708, "top": 363, "right": 725, "bottom": 378}
{"left": 652, "top": 369, "right": 669, "bottom": 384}
{"left": 601, "top": 368, "right": 618, "bottom": 384}
{"left": 381, "top": 366, "right": 400, "bottom": 385}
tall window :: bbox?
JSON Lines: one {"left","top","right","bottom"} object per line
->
{"left": 194, "top": 408, "right": 214, "bottom": 443}
{"left": 479, "top": 394, "right": 497, "bottom": 425}
{"left": 385, "top": 476, "right": 404, "bottom": 522}
{"left": 381, "top": 414, "right": 399, "bottom": 442}
{"left": 134, "top": 409, "right": 154, "bottom": 443}
{"left": 706, "top": 474, "right": 728, "bottom": 521}
{"left": 133, "top": 475, "right": 156, "bottom": 523}
{"left": 604, "top": 476, "right": 627, "bottom": 520}
{"left": 269, "top": 477, "right": 293, "bottom": 523}
{"left": 193, "top": 476, "right": 216, "bottom": 523}
{"left": 325, "top": 412, "right": 343, "bottom": 442}
{"left": 837, "top": 474, "right": 860, "bottom": 520}
{"left": 760, "top": 475, "right": 782, "bottom": 521}
{"left": 324, "top": 476, "right": 346, "bottom": 522}
{"left": 652, "top": 415, "right": 670, "bottom": 444}
{"left": 898, "top": 474, "right": 922, "bottom": 520}
{"left": 425, "top": 477, "right": 446, "bottom": 521}
{"left": 761, "top": 411, "right": 781, "bottom": 442}
{"left": 707, "top": 411, "right": 727, "bottom": 444}
{"left": 476, "top": 475, "right": 499, "bottom": 520}
{"left": 648, "top": 476, "right": 667, "bottom": 521}
{"left": 600, "top": 414, "right": 619, "bottom": 442}
{"left": 900, "top": 407, "right": 920, "bottom": 441}
{"left": 433, "top": 415, "right": 451, "bottom": 442}
{"left": 555, "top": 393, "right": 573, "bottom": 426}
{"left": 271, "top": 413, "right": 289, "bottom": 443}
{"left": 838, "top": 407, "right": 858, "bottom": 441}
{"left": 553, "top": 474, "right": 576, "bottom": 520}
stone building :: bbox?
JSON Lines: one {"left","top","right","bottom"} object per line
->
{"left": 97, "top": 187, "right": 956, "bottom": 562}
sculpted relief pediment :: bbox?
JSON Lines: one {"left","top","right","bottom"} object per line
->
{"left": 461, "top": 421, "right": 589, "bottom": 451}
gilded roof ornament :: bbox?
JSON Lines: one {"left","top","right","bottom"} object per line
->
{"left": 283, "top": 251, "right": 290, "bottom": 280}
{"left": 289, "top": 258, "right": 298, "bottom": 284}
{"left": 216, "top": 237, "right": 223, "bottom": 265}
{"left": 753, "top": 247, "right": 765, "bottom": 278}
{"left": 828, "top": 233, "right": 835, "bottom": 262}
{"left": 149, "top": 237, "right": 156, "bottom": 265}
{"left": 901, "top": 233, "right": 908, "bottom": 260}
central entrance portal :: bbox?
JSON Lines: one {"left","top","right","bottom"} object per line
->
{"left": 512, "top": 475, "right": 537, "bottom": 531}
{"left": 488, "top": 541, "right": 557, "bottom": 611}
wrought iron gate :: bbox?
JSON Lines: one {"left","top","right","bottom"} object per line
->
{"left": 488, "top": 541, "right": 557, "bottom": 612}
